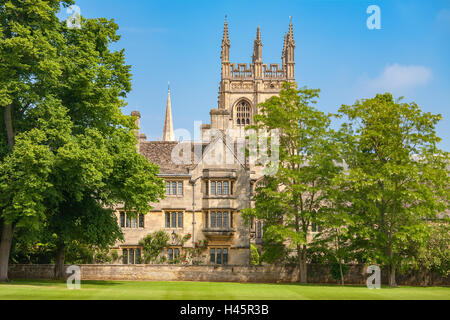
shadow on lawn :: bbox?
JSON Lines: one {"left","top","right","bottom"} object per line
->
{"left": 243, "top": 282, "right": 404, "bottom": 289}
{"left": 8, "top": 279, "right": 125, "bottom": 287}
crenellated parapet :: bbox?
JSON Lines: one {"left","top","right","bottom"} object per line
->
{"left": 229, "top": 63, "right": 253, "bottom": 79}
{"left": 263, "top": 64, "right": 285, "bottom": 79}
{"left": 225, "top": 63, "right": 285, "bottom": 80}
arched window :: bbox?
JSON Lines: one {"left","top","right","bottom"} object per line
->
{"left": 235, "top": 100, "right": 251, "bottom": 126}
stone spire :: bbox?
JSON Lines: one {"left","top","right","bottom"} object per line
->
{"left": 287, "top": 17, "right": 295, "bottom": 46}
{"left": 162, "top": 83, "right": 175, "bottom": 142}
{"left": 220, "top": 16, "right": 231, "bottom": 81}
{"left": 285, "top": 17, "right": 296, "bottom": 80}
{"left": 252, "top": 26, "right": 263, "bottom": 79}
{"left": 252, "top": 26, "right": 263, "bottom": 63}
{"left": 221, "top": 16, "right": 230, "bottom": 62}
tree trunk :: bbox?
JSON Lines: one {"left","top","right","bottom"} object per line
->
{"left": 54, "top": 243, "right": 66, "bottom": 280}
{"left": 388, "top": 264, "right": 397, "bottom": 287}
{"left": 298, "top": 247, "right": 307, "bottom": 284}
{"left": 0, "top": 105, "right": 15, "bottom": 283}
{"left": 0, "top": 222, "right": 15, "bottom": 282}
{"left": 4, "top": 104, "right": 14, "bottom": 147}
{"left": 339, "top": 261, "right": 345, "bottom": 286}
{"left": 423, "top": 271, "right": 430, "bottom": 287}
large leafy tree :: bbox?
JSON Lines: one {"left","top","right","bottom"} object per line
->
{"left": 0, "top": 1, "right": 165, "bottom": 282}
{"left": 243, "top": 83, "right": 343, "bottom": 283}
{"left": 0, "top": 0, "right": 74, "bottom": 282}
{"left": 337, "top": 93, "right": 449, "bottom": 287}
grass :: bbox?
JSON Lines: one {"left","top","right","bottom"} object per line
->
{"left": 0, "top": 280, "right": 449, "bottom": 300}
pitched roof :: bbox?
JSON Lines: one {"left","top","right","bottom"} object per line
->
{"left": 139, "top": 141, "right": 190, "bottom": 175}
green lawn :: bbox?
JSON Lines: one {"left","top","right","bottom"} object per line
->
{"left": 0, "top": 280, "right": 448, "bottom": 300}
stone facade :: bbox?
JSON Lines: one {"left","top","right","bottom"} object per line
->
{"left": 112, "top": 19, "right": 298, "bottom": 266}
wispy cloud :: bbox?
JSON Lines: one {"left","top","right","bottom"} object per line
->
{"left": 436, "top": 8, "right": 450, "bottom": 26}
{"left": 358, "top": 64, "right": 432, "bottom": 94}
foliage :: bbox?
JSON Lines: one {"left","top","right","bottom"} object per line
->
{"left": 139, "top": 231, "right": 170, "bottom": 264}
{"left": 0, "top": 0, "right": 165, "bottom": 280}
{"left": 330, "top": 262, "right": 349, "bottom": 282}
{"left": 413, "top": 222, "right": 450, "bottom": 278}
{"left": 183, "top": 240, "right": 208, "bottom": 265}
{"left": 243, "top": 82, "right": 343, "bottom": 283}
{"left": 250, "top": 244, "right": 260, "bottom": 266}
{"left": 337, "top": 93, "right": 450, "bottom": 286}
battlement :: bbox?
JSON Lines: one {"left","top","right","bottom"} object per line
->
{"left": 263, "top": 64, "right": 284, "bottom": 79}
{"left": 227, "top": 63, "right": 285, "bottom": 80}
{"left": 230, "top": 63, "right": 252, "bottom": 79}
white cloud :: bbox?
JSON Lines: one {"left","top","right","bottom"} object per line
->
{"left": 362, "top": 64, "right": 432, "bottom": 93}
{"left": 437, "top": 8, "right": 450, "bottom": 26}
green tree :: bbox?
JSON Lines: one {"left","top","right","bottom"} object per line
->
{"left": 310, "top": 214, "right": 354, "bottom": 285}
{"left": 41, "top": 15, "right": 164, "bottom": 278}
{"left": 0, "top": 0, "right": 74, "bottom": 283}
{"left": 139, "top": 231, "right": 170, "bottom": 264}
{"left": 338, "top": 93, "right": 449, "bottom": 287}
{"left": 250, "top": 244, "right": 260, "bottom": 266}
{"left": 243, "top": 83, "right": 343, "bottom": 283}
{"left": 0, "top": 1, "right": 165, "bottom": 281}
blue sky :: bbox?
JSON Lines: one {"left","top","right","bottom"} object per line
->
{"left": 68, "top": 0, "right": 450, "bottom": 150}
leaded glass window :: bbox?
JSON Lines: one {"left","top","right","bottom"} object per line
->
{"left": 178, "top": 212, "right": 183, "bottom": 228}
{"left": 129, "top": 248, "right": 134, "bottom": 265}
{"left": 139, "top": 214, "right": 144, "bottom": 228}
{"left": 223, "top": 182, "right": 229, "bottom": 195}
{"left": 235, "top": 100, "right": 251, "bottom": 125}
{"left": 171, "top": 212, "right": 177, "bottom": 228}
{"left": 223, "top": 212, "right": 229, "bottom": 228}
{"left": 172, "top": 182, "right": 177, "bottom": 195}
{"left": 123, "top": 249, "right": 128, "bottom": 264}
{"left": 210, "top": 212, "right": 216, "bottom": 228}
{"left": 120, "top": 212, "right": 125, "bottom": 228}
{"left": 210, "top": 249, "right": 215, "bottom": 264}
{"left": 165, "top": 212, "right": 170, "bottom": 228}
{"left": 166, "top": 182, "right": 170, "bottom": 195}
{"left": 211, "top": 182, "right": 216, "bottom": 195}
{"left": 223, "top": 249, "right": 228, "bottom": 265}
{"left": 216, "top": 249, "right": 222, "bottom": 264}
{"left": 217, "top": 212, "right": 223, "bottom": 228}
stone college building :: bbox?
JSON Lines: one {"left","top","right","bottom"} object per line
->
{"left": 113, "top": 19, "right": 297, "bottom": 265}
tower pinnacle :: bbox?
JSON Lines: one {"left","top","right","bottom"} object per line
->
{"left": 285, "top": 17, "right": 295, "bottom": 80}
{"left": 221, "top": 16, "right": 230, "bottom": 62}
{"left": 252, "top": 26, "right": 263, "bottom": 63}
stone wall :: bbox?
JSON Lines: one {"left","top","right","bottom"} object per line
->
{"left": 8, "top": 264, "right": 449, "bottom": 286}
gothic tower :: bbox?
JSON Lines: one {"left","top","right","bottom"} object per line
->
{"left": 208, "top": 18, "right": 296, "bottom": 138}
